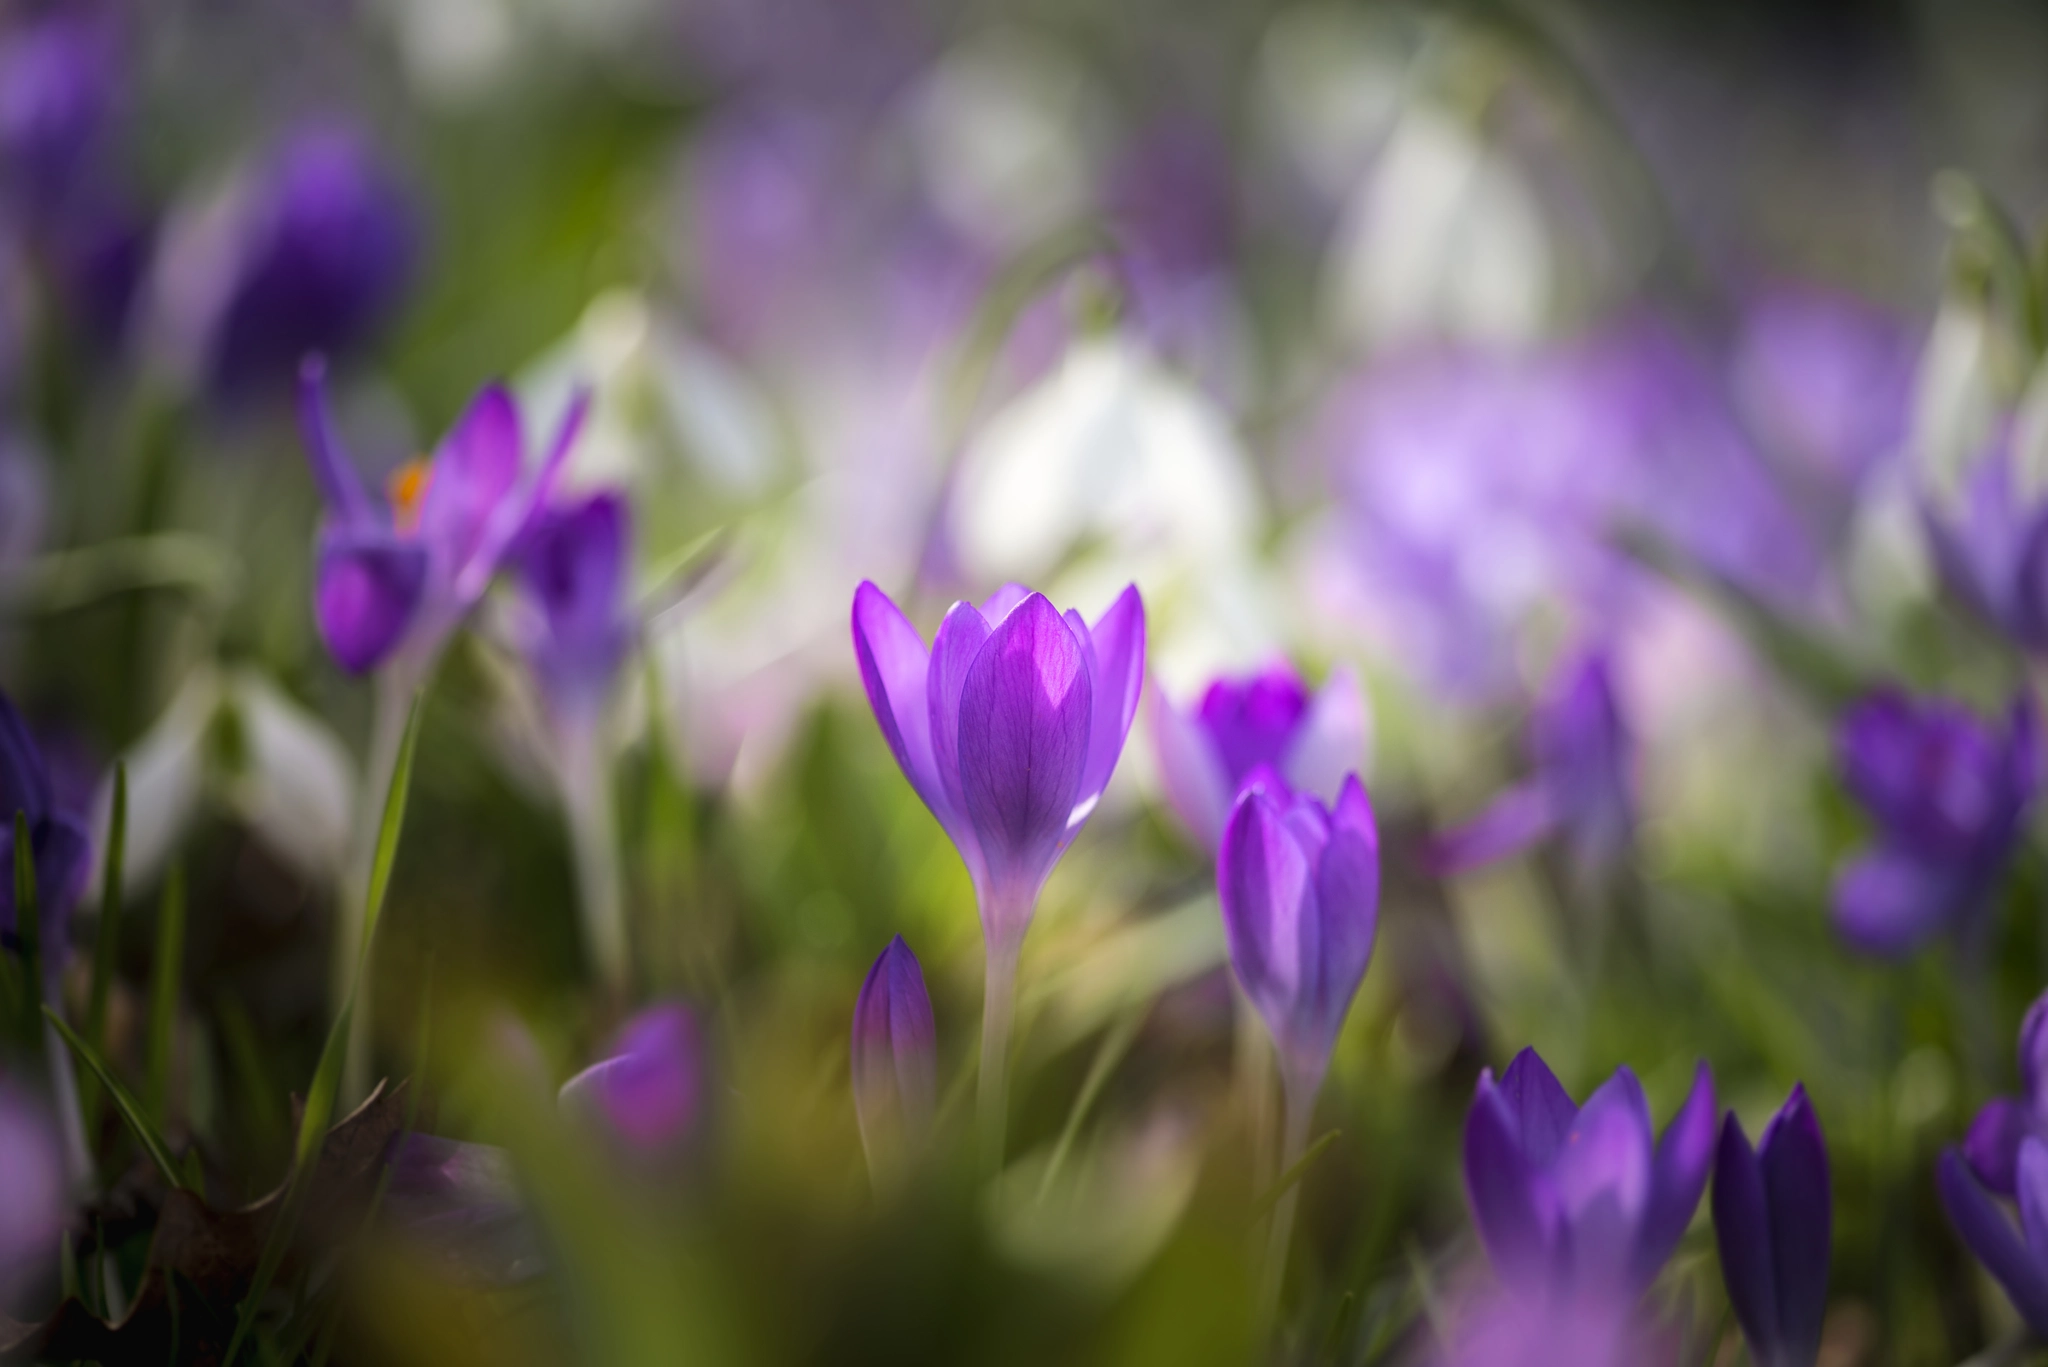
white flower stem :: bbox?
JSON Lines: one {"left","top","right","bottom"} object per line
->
{"left": 559, "top": 717, "right": 628, "bottom": 1002}
{"left": 1258, "top": 1072, "right": 1315, "bottom": 1333}
{"left": 978, "top": 934, "right": 1021, "bottom": 1175}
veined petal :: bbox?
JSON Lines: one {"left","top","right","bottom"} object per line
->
{"left": 1554, "top": 1069, "right": 1654, "bottom": 1286}
{"left": 1465, "top": 1079, "right": 1560, "bottom": 1289}
{"left": 1830, "top": 845, "right": 1961, "bottom": 955}
{"left": 1634, "top": 1062, "right": 1716, "bottom": 1288}
{"left": 1712, "top": 1115, "right": 1780, "bottom": 1366}
{"left": 1301, "top": 775, "right": 1378, "bottom": 1072}
{"left": 1496, "top": 1047, "right": 1579, "bottom": 1170}
{"left": 1146, "top": 675, "right": 1232, "bottom": 851}
{"left": 979, "top": 583, "right": 1033, "bottom": 623}
{"left": 296, "top": 356, "right": 374, "bottom": 524}
{"left": 314, "top": 528, "right": 429, "bottom": 674}
{"left": 1938, "top": 1147, "right": 2048, "bottom": 1337}
{"left": 852, "top": 582, "right": 945, "bottom": 816}
{"left": 421, "top": 383, "right": 523, "bottom": 590}
{"left": 956, "top": 593, "right": 1092, "bottom": 933}
{"left": 1075, "top": 585, "right": 1145, "bottom": 811}
{"left": 850, "top": 936, "right": 937, "bottom": 1156}
{"left": 926, "top": 600, "right": 992, "bottom": 836}
{"left": 1758, "top": 1085, "right": 1830, "bottom": 1367}
{"left": 1218, "top": 785, "right": 1316, "bottom": 1055}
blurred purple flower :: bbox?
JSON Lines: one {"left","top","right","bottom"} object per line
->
{"left": 1922, "top": 435, "right": 2048, "bottom": 652}
{"left": 0, "top": 689, "right": 91, "bottom": 964}
{"left": 0, "top": 1081, "right": 65, "bottom": 1303}
{"left": 1829, "top": 688, "right": 2037, "bottom": 956}
{"left": 851, "top": 935, "right": 936, "bottom": 1168}
{"left": 558, "top": 1004, "right": 704, "bottom": 1159}
{"left": 1731, "top": 285, "right": 1914, "bottom": 497}
{"left": 1432, "top": 651, "right": 1631, "bottom": 878}
{"left": 1432, "top": 1283, "right": 1679, "bottom": 1367}
{"left": 1463, "top": 1047, "right": 1716, "bottom": 1297}
{"left": 1713, "top": 1085, "right": 1831, "bottom": 1367}
{"left": 298, "top": 358, "right": 589, "bottom": 677}
{"left": 1148, "top": 664, "right": 1365, "bottom": 853}
{"left": 160, "top": 122, "right": 416, "bottom": 402}
{"left": 513, "top": 491, "right": 635, "bottom": 722}
{"left": 1962, "top": 989, "right": 2048, "bottom": 1197}
{"left": 1937, "top": 1138, "right": 2048, "bottom": 1338}
{"left": 0, "top": 11, "right": 117, "bottom": 207}
{"left": 1216, "top": 773, "right": 1380, "bottom": 1099}
{"left": 851, "top": 580, "right": 1145, "bottom": 952}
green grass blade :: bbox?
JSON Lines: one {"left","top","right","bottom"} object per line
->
{"left": 43, "top": 1007, "right": 185, "bottom": 1189}
{"left": 360, "top": 693, "right": 422, "bottom": 959}
{"left": 83, "top": 762, "right": 128, "bottom": 1137}
{"left": 216, "top": 994, "right": 287, "bottom": 1163}
{"left": 1248, "top": 1129, "right": 1341, "bottom": 1222}
{"left": 147, "top": 866, "right": 186, "bottom": 1128}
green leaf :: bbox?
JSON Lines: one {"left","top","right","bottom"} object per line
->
{"left": 360, "top": 694, "right": 423, "bottom": 960}
{"left": 82, "top": 761, "right": 127, "bottom": 1138}
{"left": 1248, "top": 1129, "right": 1341, "bottom": 1223}
{"left": 43, "top": 1007, "right": 185, "bottom": 1190}
{"left": 147, "top": 865, "right": 187, "bottom": 1129}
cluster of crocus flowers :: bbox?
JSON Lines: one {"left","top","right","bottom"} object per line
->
{"left": 851, "top": 581, "right": 1144, "bottom": 1161}
{"left": 1942, "top": 988, "right": 2048, "bottom": 1336}
{"left": 1713, "top": 1087, "right": 1831, "bottom": 1367}
{"left": 1147, "top": 664, "right": 1366, "bottom": 853}
{"left": 1829, "top": 687, "right": 2037, "bottom": 956}
{"left": 849, "top": 936, "right": 936, "bottom": 1184}
{"left": 1432, "top": 650, "right": 1632, "bottom": 881}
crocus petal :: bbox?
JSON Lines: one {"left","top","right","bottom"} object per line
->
{"left": 1075, "top": 585, "right": 1145, "bottom": 812}
{"left": 471, "top": 387, "right": 593, "bottom": 605}
{"left": 1300, "top": 775, "right": 1379, "bottom": 1077}
{"left": 558, "top": 1004, "right": 702, "bottom": 1158}
{"left": 517, "top": 491, "right": 632, "bottom": 714}
{"left": 2024, "top": 1137, "right": 2048, "bottom": 1261}
{"left": 851, "top": 582, "right": 945, "bottom": 815}
{"left": 1495, "top": 1048, "right": 1580, "bottom": 1170}
{"left": 1465, "top": 1079, "right": 1559, "bottom": 1289}
{"left": 1712, "top": 1115, "right": 1780, "bottom": 1367}
{"left": 1964, "top": 1098, "right": 2030, "bottom": 1197}
{"left": 19, "top": 810, "right": 92, "bottom": 945}
{"left": 1938, "top": 1147, "right": 2048, "bottom": 1337}
{"left": 314, "top": 528, "right": 429, "bottom": 674}
{"left": 1147, "top": 675, "right": 1232, "bottom": 851}
{"left": 979, "top": 583, "right": 1033, "bottom": 623}
{"left": 956, "top": 593, "right": 1092, "bottom": 934}
{"left": 0, "top": 689, "right": 51, "bottom": 823}
{"left": 420, "top": 382, "right": 523, "bottom": 587}
{"left": 1634, "top": 1062, "right": 1717, "bottom": 1288}
{"left": 1759, "top": 1086, "right": 1830, "bottom": 1367}
{"left": 1554, "top": 1069, "right": 1655, "bottom": 1286}
{"left": 1829, "top": 846, "right": 1960, "bottom": 956}
{"left": 1198, "top": 668, "right": 1312, "bottom": 784}
{"left": 850, "top": 935, "right": 937, "bottom": 1158}
{"left": 1284, "top": 665, "right": 1371, "bottom": 803}
{"left": 1218, "top": 785, "right": 1316, "bottom": 1056}
{"left": 925, "top": 600, "right": 991, "bottom": 837}
{"left": 295, "top": 355, "right": 373, "bottom": 524}
{"left": 1430, "top": 783, "right": 1558, "bottom": 875}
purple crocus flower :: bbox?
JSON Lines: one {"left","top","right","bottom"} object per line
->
{"left": 1712, "top": 1086, "right": 1831, "bottom": 1367}
{"left": 0, "top": 1081, "right": 64, "bottom": 1301}
{"left": 850, "top": 580, "right": 1145, "bottom": 951}
{"left": 1961, "top": 989, "right": 2048, "bottom": 1197}
{"left": 1216, "top": 773, "right": 1381, "bottom": 1103}
{"left": 1922, "top": 435, "right": 2048, "bottom": 652}
{"left": 1432, "top": 651, "right": 1631, "bottom": 878}
{"left": 1463, "top": 1048, "right": 1716, "bottom": 1297}
{"left": 159, "top": 122, "right": 415, "bottom": 402}
{"left": 298, "top": 358, "right": 590, "bottom": 677}
{"left": 851, "top": 935, "right": 937, "bottom": 1171}
{"left": 1938, "top": 1138, "right": 2048, "bottom": 1338}
{"left": 558, "top": 1004, "right": 703, "bottom": 1160}
{"left": 0, "top": 11, "right": 116, "bottom": 207}
{"left": 1829, "top": 688, "right": 2037, "bottom": 956}
{"left": 1148, "top": 664, "right": 1366, "bottom": 853}
{"left": 0, "top": 690, "right": 91, "bottom": 963}
{"left": 1433, "top": 1284, "right": 1679, "bottom": 1367}
{"left": 513, "top": 491, "right": 635, "bottom": 722}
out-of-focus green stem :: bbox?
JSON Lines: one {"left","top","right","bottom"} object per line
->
{"left": 979, "top": 936, "right": 1022, "bottom": 1175}
{"left": 339, "top": 666, "right": 415, "bottom": 1104}
{"left": 1258, "top": 1075, "right": 1315, "bottom": 1334}
{"left": 560, "top": 717, "right": 628, "bottom": 1002}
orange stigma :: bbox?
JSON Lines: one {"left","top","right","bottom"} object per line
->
{"left": 387, "top": 459, "right": 432, "bottom": 532}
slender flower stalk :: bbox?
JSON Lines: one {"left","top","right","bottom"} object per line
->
{"left": 1215, "top": 772, "right": 1381, "bottom": 1325}
{"left": 1712, "top": 1085, "right": 1831, "bottom": 1367}
{"left": 299, "top": 359, "right": 591, "bottom": 1096}
{"left": 851, "top": 936, "right": 937, "bottom": 1187}
{"left": 851, "top": 581, "right": 1145, "bottom": 1169}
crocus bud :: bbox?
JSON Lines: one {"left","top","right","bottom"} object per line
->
{"left": 1216, "top": 773, "right": 1379, "bottom": 1099}
{"left": 1432, "top": 650, "right": 1630, "bottom": 878}
{"left": 0, "top": 1081, "right": 65, "bottom": 1303}
{"left": 1829, "top": 688, "right": 2036, "bottom": 956}
{"left": 559, "top": 1004, "right": 703, "bottom": 1160}
{"left": 1963, "top": 988, "right": 2048, "bottom": 1195}
{"left": 1712, "top": 1086, "right": 1831, "bottom": 1367}
{"left": 1463, "top": 1048, "right": 1716, "bottom": 1297}
{"left": 1148, "top": 664, "right": 1368, "bottom": 853}
{"left": 851, "top": 936, "right": 937, "bottom": 1173}
{"left": 1938, "top": 1136, "right": 2048, "bottom": 1338}
{"left": 851, "top": 580, "right": 1144, "bottom": 951}
{"left": 513, "top": 490, "right": 635, "bottom": 722}
{"left": 0, "top": 689, "right": 91, "bottom": 964}
{"left": 298, "top": 359, "right": 589, "bottom": 677}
